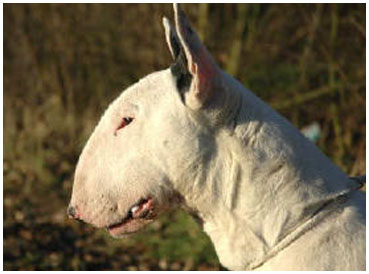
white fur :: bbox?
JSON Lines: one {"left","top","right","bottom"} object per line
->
{"left": 69, "top": 4, "right": 365, "bottom": 270}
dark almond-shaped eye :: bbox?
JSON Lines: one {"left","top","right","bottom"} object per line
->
{"left": 114, "top": 117, "right": 134, "bottom": 136}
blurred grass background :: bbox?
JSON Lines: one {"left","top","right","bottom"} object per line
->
{"left": 3, "top": 3, "right": 365, "bottom": 270}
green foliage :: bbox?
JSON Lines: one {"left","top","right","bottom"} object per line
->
{"left": 3, "top": 3, "right": 365, "bottom": 270}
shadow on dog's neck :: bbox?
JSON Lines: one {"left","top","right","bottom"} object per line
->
{"left": 179, "top": 73, "right": 350, "bottom": 270}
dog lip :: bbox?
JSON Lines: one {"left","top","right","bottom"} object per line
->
{"left": 107, "top": 214, "right": 132, "bottom": 230}
{"left": 106, "top": 197, "right": 154, "bottom": 230}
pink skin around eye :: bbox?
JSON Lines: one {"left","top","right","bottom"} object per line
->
{"left": 114, "top": 117, "right": 133, "bottom": 136}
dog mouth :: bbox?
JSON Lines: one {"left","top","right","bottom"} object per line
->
{"left": 106, "top": 197, "right": 156, "bottom": 237}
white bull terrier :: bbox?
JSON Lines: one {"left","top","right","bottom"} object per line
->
{"left": 68, "top": 4, "right": 365, "bottom": 270}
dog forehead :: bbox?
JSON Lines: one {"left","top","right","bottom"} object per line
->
{"left": 104, "top": 69, "right": 177, "bottom": 115}
{"left": 90, "top": 68, "right": 181, "bottom": 138}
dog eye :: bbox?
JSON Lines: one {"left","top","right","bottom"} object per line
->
{"left": 115, "top": 117, "right": 134, "bottom": 136}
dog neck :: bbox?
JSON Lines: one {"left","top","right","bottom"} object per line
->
{"left": 179, "top": 75, "right": 350, "bottom": 270}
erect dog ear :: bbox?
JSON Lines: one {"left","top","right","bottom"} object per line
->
{"left": 163, "top": 16, "right": 192, "bottom": 98}
{"left": 162, "top": 17, "right": 181, "bottom": 60}
{"left": 164, "top": 4, "right": 222, "bottom": 110}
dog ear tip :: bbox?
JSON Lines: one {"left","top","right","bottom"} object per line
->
{"left": 173, "top": 3, "right": 183, "bottom": 16}
{"left": 162, "top": 17, "right": 169, "bottom": 29}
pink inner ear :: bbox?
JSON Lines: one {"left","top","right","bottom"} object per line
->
{"left": 191, "top": 49, "right": 218, "bottom": 101}
{"left": 198, "top": 60, "right": 216, "bottom": 84}
{"left": 190, "top": 47, "right": 216, "bottom": 78}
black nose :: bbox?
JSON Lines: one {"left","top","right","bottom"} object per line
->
{"left": 67, "top": 205, "right": 76, "bottom": 219}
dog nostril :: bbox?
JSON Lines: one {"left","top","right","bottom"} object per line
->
{"left": 67, "top": 206, "right": 77, "bottom": 219}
